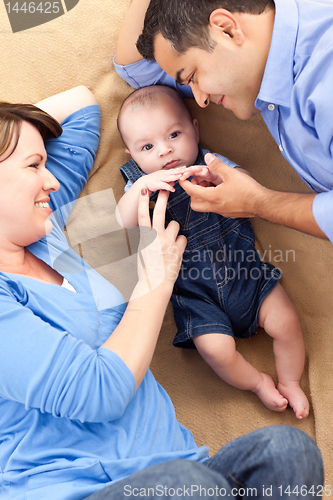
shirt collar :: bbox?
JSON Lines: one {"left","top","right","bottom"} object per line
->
{"left": 256, "top": 0, "right": 299, "bottom": 109}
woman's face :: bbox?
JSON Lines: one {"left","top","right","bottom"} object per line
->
{"left": 0, "top": 120, "right": 60, "bottom": 249}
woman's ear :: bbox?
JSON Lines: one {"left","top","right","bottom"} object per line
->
{"left": 209, "top": 9, "right": 245, "bottom": 46}
{"left": 125, "top": 148, "right": 131, "bottom": 156}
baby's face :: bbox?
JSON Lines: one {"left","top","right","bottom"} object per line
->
{"left": 121, "top": 98, "right": 200, "bottom": 174}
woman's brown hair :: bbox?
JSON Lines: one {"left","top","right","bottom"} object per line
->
{"left": 0, "top": 102, "right": 63, "bottom": 161}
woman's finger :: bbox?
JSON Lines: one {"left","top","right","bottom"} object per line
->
{"left": 152, "top": 190, "right": 170, "bottom": 232}
{"left": 165, "top": 219, "right": 181, "bottom": 242}
{"left": 138, "top": 188, "right": 152, "bottom": 229}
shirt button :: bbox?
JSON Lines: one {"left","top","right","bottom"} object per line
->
{"left": 279, "top": 145, "right": 284, "bottom": 152}
{"left": 268, "top": 103, "right": 275, "bottom": 111}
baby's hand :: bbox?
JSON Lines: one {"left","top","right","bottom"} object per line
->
{"left": 143, "top": 166, "right": 187, "bottom": 193}
{"left": 179, "top": 165, "right": 222, "bottom": 187}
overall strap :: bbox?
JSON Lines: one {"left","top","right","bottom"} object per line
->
{"left": 119, "top": 159, "right": 145, "bottom": 185}
{"left": 195, "top": 146, "right": 205, "bottom": 166}
{"left": 119, "top": 158, "right": 159, "bottom": 202}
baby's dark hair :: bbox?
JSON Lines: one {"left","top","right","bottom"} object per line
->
{"left": 117, "top": 85, "right": 193, "bottom": 146}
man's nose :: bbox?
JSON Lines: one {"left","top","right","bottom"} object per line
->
{"left": 192, "top": 86, "right": 210, "bottom": 108}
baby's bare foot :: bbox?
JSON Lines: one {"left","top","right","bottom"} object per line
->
{"left": 278, "top": 382, "right": 309, "bottom": 419}
{"left": 253, "top": 373, "right": 288, "bottom": 412}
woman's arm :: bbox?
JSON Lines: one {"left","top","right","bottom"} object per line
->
{"left": 42, "top": 93, "right": 100, "bottom": 227}
{"left": 115, "top": 0, "right": 150, "bottom": 65}
{"left": 36, "top": 86, "right": 97, "bottom": 125}
{"left": 103, "top": 189, "right": 186, "bottom": 388}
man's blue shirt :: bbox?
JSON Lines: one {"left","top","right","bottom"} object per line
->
{"left": 256, "top": 0, "right": 333, "bottom": 241}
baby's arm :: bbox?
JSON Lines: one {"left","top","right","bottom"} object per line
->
{"left": 115, "top": 0, "right": 149, "bottom": 65}
{"left": 116, "top": 167, "right": 186, "bottom": 227}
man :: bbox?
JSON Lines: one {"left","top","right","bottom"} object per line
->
{"left": 115, "top": 0, "right": 333, "bottom": 243}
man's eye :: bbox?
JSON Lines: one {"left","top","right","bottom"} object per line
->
{"left": 29, "top": 163, "right": 39, "bottom": 169}
{"left": 142, "top": 144, "right": 153, "bottom": 151}
{"left": 188, "top": 73, "right": 195, "bottom": 85}
{"left": 169, "top": 132, "right": 179, "bottom": 139}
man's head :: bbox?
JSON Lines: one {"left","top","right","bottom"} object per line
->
{"left": 137, "top": 0, "right": 275, "bottom": 120}
{"left": 117, "top": 85, "right": 199, "bottom": 175}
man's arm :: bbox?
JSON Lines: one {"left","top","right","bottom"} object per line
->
{"left": 180, "top": 153, "right": 328, "bottom": 240}
{"left": 115, "top": 0, "right": 150, "bottom": 65}
{"left": 114, "top": 0, "right": 193, "bottom": 96}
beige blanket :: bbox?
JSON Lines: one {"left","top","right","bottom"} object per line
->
{"left": 1, "top": 0, "right": 332, "bottom": 482}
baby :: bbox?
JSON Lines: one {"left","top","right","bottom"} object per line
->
{"left": 116, "top": 84, "right": 309, "bottom": 419}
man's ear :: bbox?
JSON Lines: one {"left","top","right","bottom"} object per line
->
{"left": 192, "top": 118, "right": 200, "bottom": 143}
{"left": 209, "top": 9, "right": 245, "bottom": 46}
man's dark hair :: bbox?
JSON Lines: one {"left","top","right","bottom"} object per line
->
{"left": 137, "top": 0, "right": 275, "bottom": 60}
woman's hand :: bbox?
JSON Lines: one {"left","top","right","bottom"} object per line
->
{"left": 134, "top": 188, "right": 186, "bottom": 298}
{"left": 179, "top": 153, "right": 264, "bottom": 217}
{"left": 102, "top": 188, "right": 186, "bottom": 388}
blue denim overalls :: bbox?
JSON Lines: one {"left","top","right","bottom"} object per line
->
{"left": 120, "top": 148, "right": 282, "bottom": 348}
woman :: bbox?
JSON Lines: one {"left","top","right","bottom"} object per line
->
{"left": 0, "top": 87, "right": 323, "bottom": 500}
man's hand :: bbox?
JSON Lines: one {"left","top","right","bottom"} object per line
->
{"left": 179, "top": 153, "right": 264, "bottom": 217}
{"left": 179, "top": 164, "right": 223, "bottom": 187}
{"left": 179, "top": 153, "right": 327, "bottom": 239}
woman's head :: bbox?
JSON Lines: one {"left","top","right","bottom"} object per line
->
{"left": 0, "top": 102, "right": 62, "bottom": 162}
{"left": 0, "top": 103, "right": 63, "bottom": 247}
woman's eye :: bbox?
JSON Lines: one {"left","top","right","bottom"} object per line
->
{"left": 169, "top": 132, "right": 179, "bottom": 139}
{"left": 142, "top": 144, "right": 153, "bottom": 151}
{"left": 29, "top": 163, "right": 39, "bottom": 169}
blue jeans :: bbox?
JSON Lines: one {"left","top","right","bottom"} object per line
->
{"left": 84, "top": 426, "right": 323, "bottom": 500}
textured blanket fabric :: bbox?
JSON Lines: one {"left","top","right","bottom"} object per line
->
{"left": 1, "top": 0, "right": 332, "bottom": 482}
